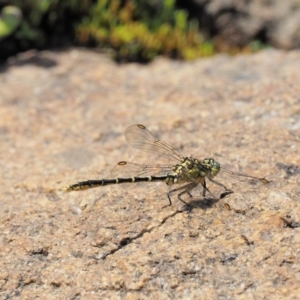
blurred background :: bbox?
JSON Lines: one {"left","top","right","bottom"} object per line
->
{"left": 1, "top": 0, "right": 300, "bottom": 63}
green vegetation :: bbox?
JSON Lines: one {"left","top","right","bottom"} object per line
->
{"left": 9, "top": 0, "right": 91, "bottom": 46}
{"left": 0, "top": 0, "right": 267, "bottom": 62}
{"left": 0, "top": 6, "right": 22, "bottom": 41}
{"left": 77, "top": 0, "right": 214, "bottom": 61}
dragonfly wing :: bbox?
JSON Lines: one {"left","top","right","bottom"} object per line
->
{"left": 125, "top": 124, "right": 184, "bottom": 162}
{"left": 220, "top": 168, "right": 269, "bottom": 183}
{"left": 211, "top": 167, "right": 270, "bottom": 192}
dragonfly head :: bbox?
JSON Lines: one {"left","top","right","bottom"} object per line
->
{"left": 202, "top": 158, "right": 220, "bottom": 178}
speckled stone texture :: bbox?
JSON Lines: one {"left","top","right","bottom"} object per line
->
{"left": 0, "top": 49, "right": 300, "bottom": 299}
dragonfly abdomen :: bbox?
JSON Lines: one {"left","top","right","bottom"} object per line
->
{"left": 64, "top": 175, "right": 170, "bottom": 191}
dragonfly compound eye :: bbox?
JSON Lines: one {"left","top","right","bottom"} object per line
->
{"left": 211, "top": 160, "right": 221, "bottom": 177}
{"left": 202, "top": 158, "right": 220, "bottom": 177}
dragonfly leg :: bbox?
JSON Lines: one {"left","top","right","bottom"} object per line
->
{"left": 202, "top": 180, "right": 206, "bottom": 197}
{"left": 200, "top": 180, "right": 216, "bottom": 199}
{"left": 208, "top": 178, "right": 232, "bottom": 192}
{"left": 208, "top": 177, "right": 233, "bottom": 199}
{"left": 165, "top": 183, "right": 198, "bottom": 208}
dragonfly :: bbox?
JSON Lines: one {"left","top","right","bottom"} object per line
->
{"left": 64, "top": 124, "right": 270, "bottom": 207}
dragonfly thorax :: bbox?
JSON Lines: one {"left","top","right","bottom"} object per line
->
{"left": 165, "top": 157, "right": 208, "bottom": 185}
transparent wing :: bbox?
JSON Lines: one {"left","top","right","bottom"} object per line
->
{"left": 220, "top": 168, "right": 269, "bottom": 184}
{"left": 209, "top": 167, "right": 270, "bottom": 193}
{"left": 110, "top": 161, "right": 173, "bottom": 189}
{"left": 125, "top": 124, "right": 184, "bottom": 162}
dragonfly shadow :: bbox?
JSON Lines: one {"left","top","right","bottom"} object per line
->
{"left": 183, "top": 196, "right": 220, "bottom": 211}
{"left": 180, "top": 190, "right": 234, "bottom": 212}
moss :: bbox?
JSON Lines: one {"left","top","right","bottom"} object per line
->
{"left": 76, "top": 0, "right": 214, "bottom": 62}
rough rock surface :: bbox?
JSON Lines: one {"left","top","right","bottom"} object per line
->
{"left": 186, "top": 0, "right": 300, "bottom": 49}
{"left": 1, "top": 48, "right": 300, "bottom": 299}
